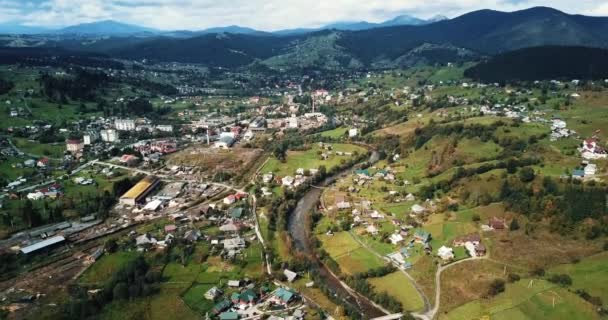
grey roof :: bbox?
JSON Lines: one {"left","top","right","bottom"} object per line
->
{"left": 20, "top": 236, "right": 65, "bottom": 254}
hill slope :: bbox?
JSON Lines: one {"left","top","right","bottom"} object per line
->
{"left": 464, "top": 46, "right": 608, "bottom": 82}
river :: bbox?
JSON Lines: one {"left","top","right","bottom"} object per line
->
{"left": 287, "top": 151, "right": 385, "bottom": 319}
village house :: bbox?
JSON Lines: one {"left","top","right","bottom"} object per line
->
{"left": 411, "top": 204, "right": 426, "bottom": 215}
{"left": 222, "top": 237, "right": 246, "bottom": 250}
{"left": 66, "top": 139, "right": 84, "bottom": 154}
{"left": 204, "top": 287, "right": 223, "bottom": 300}
{"left": 488, "top": 217, "right": 506, "bottom": 230}
{"left": 389, "top": 233, "right": 404, "bottom": 245}
{"left": 284, "top": 269, "right": 298, "bottom": 282}
{"left": 270, "top": 288, "right": 297, "bottom": 306}
{"left": 414, "top": 230, "right": 431, "bottom": 244}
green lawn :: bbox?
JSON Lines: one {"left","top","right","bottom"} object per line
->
{"left": 369, "top": 271, "right": 425, "bottom": 312}
{"left": 79, "top": 251, "right": 139, "bottom": 284}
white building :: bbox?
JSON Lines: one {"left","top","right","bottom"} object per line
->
{"left": 100, "top": 129, "right": 119, "bottom": 143}
{"left": 156, "top": 125, "right": 173, "bottom": 132}
{"left": 389, "top": 233, "right": 404, "bottom": 245}
{"left": 83, "top": 131, "right": 100, "bottom": 145}
{"left": 115, "top": 119, "right": 136, "bottom": 131}
{"left": 348, "top": 128, "right": 358, "bottom": 138}
{"left": 437, "top": 246, "right": 454, "bottom": 261}
{"left": 288, "top": 115, "right": 298, "bottom": 129}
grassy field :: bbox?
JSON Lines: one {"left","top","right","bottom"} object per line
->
{"left": 99, "top": 284, "right": 199, "bottom": 320}
{"left": 319, "top": 127, "right": 349, "bottom": 138}
{"left": 181, "top": 283, "right": 216, "bottom": 315}
{"left": 79, "top": 251, "right": 139, "bottom": 284}
{"left": 12, "top": 138, "right": 65, "bottom": 158}
{"left": 320, "top": 231, "right": 386, "bottom": 275}
{"left": 261, "top": 143, "right": 366, "bottom": 178}
{"left": 549, "top": 252, "right": 608, "bottom": 303}
{"left": 440, "top": 279, "right": 600, "bottom": 320}
{"left": 369, "top": 271, "right": 425, "bottom": 312}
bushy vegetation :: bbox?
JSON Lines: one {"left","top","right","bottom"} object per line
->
{"left": 63, "top": 255, "right": 160, "bottom": 319}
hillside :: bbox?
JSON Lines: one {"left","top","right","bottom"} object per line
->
{"left": 464, "top": 46, "right": 608, "bottom": 82}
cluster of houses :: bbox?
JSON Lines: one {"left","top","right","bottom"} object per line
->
{"left": 206, "top": 281, "right": 301, "bottom": 320}
{"left": 26, "top": 183, "right": 62, "bottom": 201}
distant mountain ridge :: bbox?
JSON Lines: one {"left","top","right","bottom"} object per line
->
{"left": 56, "top": 20, "right": 159, "bottom": 35}
{"left": 2, "top": 7, "right": 608, "bottom": 73}
{"left": 0, "top": 13, "right": 446, "bottom": 36}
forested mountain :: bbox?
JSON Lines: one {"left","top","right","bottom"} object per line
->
{"left": 464, "top": 46, "right": 608, "bottom": 82}
{"left": 2, "top": 7, "right": 608, "bottom": 71}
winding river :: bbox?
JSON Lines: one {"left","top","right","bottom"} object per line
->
{"left": 287, "top": 151, "right": 385, "bottom": 318}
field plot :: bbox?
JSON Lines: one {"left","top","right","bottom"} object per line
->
{"left": 369, "top": 271, "right": 425, "bottom": 312}
{"left": 79, "top": 251, "right": 139, "bottom": 284}
{"left": 319, "top": 127, "right": 349, "bottom": 138}
{"left": 549, "top": 252, "right": 608, "bottom": 303}
{"left": 319, "top": 232, "right": 386, "bottom": 275}
{"left": 261, "top": 143, "right": 366, "bottom": 177}
{"left": 440, "top": 279, "right": 600, "bottom": 320}
{"left": 166, "top": 146, "right": 263, "bottom": 177}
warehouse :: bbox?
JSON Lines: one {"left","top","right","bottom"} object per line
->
{"left": 119, "top": 176, "right": 161, "bottom": 206}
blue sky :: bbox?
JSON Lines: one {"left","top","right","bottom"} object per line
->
{"left": 1, "top": 0, "right": 608, "bottom": 31}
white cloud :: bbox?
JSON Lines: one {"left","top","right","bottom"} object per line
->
{"left": 1, "top": 0, "right": 606, "bottom": 30}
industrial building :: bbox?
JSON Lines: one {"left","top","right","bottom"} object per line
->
{"left": 20, "top": 236, "right": 66, "bottom": 255}
{"left": 119, "top": 176, "right": 161, "bottom": 206}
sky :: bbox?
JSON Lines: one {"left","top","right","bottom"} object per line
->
{"left": 1, "top": 0, "right": 608, "bottom": 31}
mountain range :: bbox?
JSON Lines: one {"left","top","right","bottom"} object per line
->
{"left": 2, "top": 7, "right": 608, "bottom": 73}
{"left": 0, "top": 14, "right": 447, "bottom": 36}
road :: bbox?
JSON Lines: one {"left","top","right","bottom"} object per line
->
{"left": 415, "top": 255, "right": 489, "bottom": 320}
{"left": 347, "top": 231, "right": 432, "bottom": 315}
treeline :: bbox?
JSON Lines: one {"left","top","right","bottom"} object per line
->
{"left": 63, "top": 256, "right": 161, "bottom": 319}
{"left": 39, "top": 68, "right": 110, "bottom": 102}
{"left": 0, "top": 77, "right": 14, "bottom": 95}
{"left": 419, "top": 157, "right": 540, "bottom": 199}
{"left": 122, "top": 77, "right": 178, "bottom": 96}
{"left": 1, "top": 176, "right": 136, "bottom": 232}
{"left": 0, "top": 47, "right": 124, "bottom": 69}
{"left": 499, "top": 176, "right": 608, "bottom": 233}
{"left": 413, "top": 120, "right": 507, "bottom": 149}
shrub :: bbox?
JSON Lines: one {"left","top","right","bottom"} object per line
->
{"left": 487, "top": 279, "right": 506, "bottom": 297}
{"left": 507, "top": 273, "right": 521, "bottom": 283}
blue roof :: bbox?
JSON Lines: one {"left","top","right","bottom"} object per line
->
{"left": 572, "top": 169, "right": 585, "bottom": 177}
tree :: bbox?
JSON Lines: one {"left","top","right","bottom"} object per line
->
{"left": 518, "top": 167, "right": 535, "bottom": 183}
{"left": 112, "top": 283, "right": 129, "bottom": 300}
{"left": 509, "top": 218, "right": 520, "bottom": 231}
{"left": 549, "top": 274, "right": 572, "bottom": 287}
